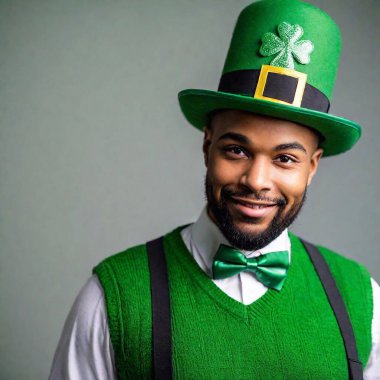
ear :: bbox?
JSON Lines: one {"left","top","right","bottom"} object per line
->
{"left": 202, "top": 126, "right": 213, "bottom": 167}
{"left": 307, "top": 148, "right": 323, "bottom": 186}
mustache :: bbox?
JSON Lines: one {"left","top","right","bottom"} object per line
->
{"left": 221, "top": 186, "right": 287, "bottom": 206}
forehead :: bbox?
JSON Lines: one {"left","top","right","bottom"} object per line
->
{"left": 209, "top": 110, "right": 319, "bottom": 148}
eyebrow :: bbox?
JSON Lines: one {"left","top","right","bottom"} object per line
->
{"left": 217, "top": 133, "right": 307, "bottom": 154}
{"left": 217, "top": 132, "right": 250, "bottom": 144}
{"left": 274, "top": 142, "right": 307, "bottom": 154}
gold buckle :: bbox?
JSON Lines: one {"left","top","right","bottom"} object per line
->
{"left": 254, "top": 65, "right": 307, "bottom": 107}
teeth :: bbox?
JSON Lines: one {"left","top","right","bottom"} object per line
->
{"left": 243, "top": 202, "right": 268, "bottom": 209}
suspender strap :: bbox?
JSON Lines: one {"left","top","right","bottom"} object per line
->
{"left": 301, "top": 239, "right": 363, "bottom": 380}
{"left": 146, "top": 237, "right": 173, "bottom": 380}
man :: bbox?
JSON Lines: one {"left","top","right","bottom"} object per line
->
{"left": 50, "top": 0, "right": 380, "bottom": 378}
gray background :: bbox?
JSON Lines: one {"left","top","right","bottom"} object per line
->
{"left": 0, "top": 0, "right": 379, "bottom": 378}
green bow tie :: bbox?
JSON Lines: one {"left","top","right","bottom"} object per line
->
{"left": 212, "top": 244, "right": 290, "bottom": 291}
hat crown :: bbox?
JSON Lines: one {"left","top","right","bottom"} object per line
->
{"left": 222, "top": 0, "right": 341, "bottom": 100}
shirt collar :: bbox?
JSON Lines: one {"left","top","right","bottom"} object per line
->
{"left": 190, "top": 206, "right": 291, "bottom": 271}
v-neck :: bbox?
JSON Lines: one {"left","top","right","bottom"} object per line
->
{"left": 165, "top": 226, "right": 300, "bottom": 324}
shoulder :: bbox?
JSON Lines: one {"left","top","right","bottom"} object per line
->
{"left": 58, "top": 275, "right": 109, "bottom": 345}
{"left": 289, "top": 232, "right": 373, "bottom": 314}
{"left": 91, "top": 226, "right": 186, "bottom": 310}
{"left": 74, "top": 275, "right": 105, "bottom": 315}
{"left": 314, "top": 242, "right": 371, "bottom": 280}
{"left": 289, "top": 232, "right": 373, "bottom": 308}
{"left": 93, "top": 226, "right": 186, "bottom": 278}
{"left": 94, "top": 242, "right": 147, "bottom": 273}
{"left": 92, "top": 242, "right": 150, "bottom": 308}
{"left": 289, "top": 231, "right": 370, "bottom": 277}
{"left": 314, "top": 243, "right": 373, "bottom": 306}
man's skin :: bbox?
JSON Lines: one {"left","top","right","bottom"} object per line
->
{"left": 203, "top": 110, "right": 323, "bottom": 249}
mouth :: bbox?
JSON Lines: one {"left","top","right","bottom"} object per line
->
{"left": 230, "top": 196, "right": 279, "bottom": 219}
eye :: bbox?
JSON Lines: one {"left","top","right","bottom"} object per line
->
{"left": 274, "top": 154, "right": 297, "bottom": 164}
{"left": 223, "top": 145, "right": 248, "bottom": 158}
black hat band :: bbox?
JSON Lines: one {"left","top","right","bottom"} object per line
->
{"left": 218, "top": 66, "right": 330, "bottom": 113}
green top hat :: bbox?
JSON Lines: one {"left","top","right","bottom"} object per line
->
{"left": 178, "top": 0, "right": 361, "bottom": 156}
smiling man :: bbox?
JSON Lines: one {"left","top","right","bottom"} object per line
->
{"left": 50, "top": 0, "right": 379, "bottom": 379}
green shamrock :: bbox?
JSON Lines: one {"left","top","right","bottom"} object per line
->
{"left": 259, "top": 22, "right": 314, "bottom": 70}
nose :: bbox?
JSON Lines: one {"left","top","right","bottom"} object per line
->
{"left": 240, "top": 155, "right": 273, "bottom": 192}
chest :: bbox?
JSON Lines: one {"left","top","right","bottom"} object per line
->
{"left": 168, "top": 273, "right": 349, "bottom": 380}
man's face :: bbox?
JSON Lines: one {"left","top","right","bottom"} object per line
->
{"left": 203, "top": 110, "right": 323, "bottom": 251}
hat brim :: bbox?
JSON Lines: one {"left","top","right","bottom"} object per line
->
{"left": 178, "top": 89, "right": 361, "bottom": 157}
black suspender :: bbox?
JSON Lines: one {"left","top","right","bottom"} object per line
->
{"left": 146, "top": 236, "right": 363, "bottom": 380}
{"left": 300, "top": 239, "right": 363, "bottom": 380}
{"left": 146, "top": 237, "right": 173, "bottom": 380}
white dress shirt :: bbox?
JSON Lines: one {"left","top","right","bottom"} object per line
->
{"left": 49, "top": 208, "right": 380, "bottom": 379}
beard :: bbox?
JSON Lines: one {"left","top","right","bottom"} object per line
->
{"left": 205, "top": 173, "right": 307, "bottom": 251}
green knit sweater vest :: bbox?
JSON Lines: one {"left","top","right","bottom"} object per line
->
{"left": 93, "top": 227, "right": 373, "bottom": 379}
